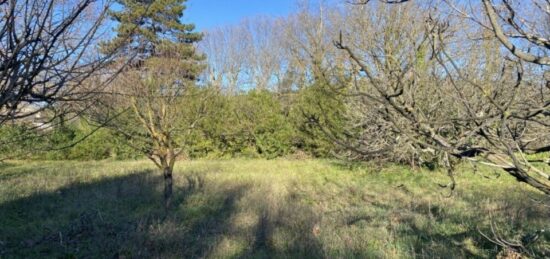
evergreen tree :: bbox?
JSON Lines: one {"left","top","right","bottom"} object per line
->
{"left": 102, "top": 0, "right": 202, "bottom": 62}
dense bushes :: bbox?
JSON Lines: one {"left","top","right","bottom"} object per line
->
{"left": 189, "top": 90, "right": 297, "bottom": 159}
{"left": 0, "top": 87, "right": 343, "bottom": 161}
{"left": 290, "top": 83, "right": 348, "bottom": 158}
{"left": 0, "top": 121, "right": 142, "bottom": 161}
{"left": 186, "top": 88, "right": 341, "bottom": 159}
{"left": 67, "top": 126, "right": 142, "bottom": 160}
{"left": 0, "top": 124, "right": 40, "bottom": 159}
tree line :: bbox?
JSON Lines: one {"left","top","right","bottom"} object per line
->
{"left": 201, "top": 0, "right": 550, "bottom": 195}
{"left": 0, "top": 0, "right": 548, "bottom": 206}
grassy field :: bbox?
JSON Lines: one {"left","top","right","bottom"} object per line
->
{"left": 0, "top": 159, "right": 549, "bottom": 258}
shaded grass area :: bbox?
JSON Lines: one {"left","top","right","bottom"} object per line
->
{"left": 0, "top": 159, "right": 549, "bottom": 258}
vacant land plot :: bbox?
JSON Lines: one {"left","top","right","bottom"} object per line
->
{"left": 0, "top": 159, "right": 548, "bottom": 258}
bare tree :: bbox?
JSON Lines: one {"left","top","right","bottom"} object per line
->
{"left": 200, "top": 16, "right": 297, "bottom": 93}
{"left": 327, "top": 1, "right": 550, "bottom": 194}
{"left": 91, "top": 44, "right": 209, "bottom": 208}
{"left": 200, "top": 23, "right": 252, "bottom": 93}
{"left": 0, "top": 0, "right": 118, "bottom": 125}
{"left": 481, "top": 0, "right": 549, "bottom": 65}
{"left": 351, "top": 0, "right": 550, "bottom": 75}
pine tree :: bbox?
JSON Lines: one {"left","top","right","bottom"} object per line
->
{"left": 103, "top": 0, "right": 202, "bottom": 61}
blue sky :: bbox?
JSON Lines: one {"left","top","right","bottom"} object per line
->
{"left": 184, "top": 0, "right": 297, "bottom": 31}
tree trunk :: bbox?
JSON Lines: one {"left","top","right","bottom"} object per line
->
{"left": 163, "top": 165, "right": 174, "bottom": 209}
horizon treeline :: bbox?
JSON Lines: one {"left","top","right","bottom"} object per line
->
{"left": 1, "top": 1, "right": 548, "bottom": 182}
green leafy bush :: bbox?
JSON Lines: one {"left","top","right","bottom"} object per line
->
{"left": 1, "top": 87, "right": 346, "bottom": 161}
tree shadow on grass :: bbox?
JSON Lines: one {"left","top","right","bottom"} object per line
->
{"left": 235, "top": 194, "right": 325, "bottom": 259}
{"left": 392, "top": 192, "right": 550, "bottom": 258}
{"left": 0, "top": 169, "right": 249, "bottom": 258}
{"left": 0, "top": 165, "right": 47, "bottom": 181}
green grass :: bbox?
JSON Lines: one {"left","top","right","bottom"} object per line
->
{"left": 0, "top": 159, "right": 549, "bottom": 258}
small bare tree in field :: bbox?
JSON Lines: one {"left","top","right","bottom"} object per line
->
{"left": 96, "top": 46, "right": 209, "bottom": 208}
{"left": 0, "top": 0, "right": 118, "bottom": 126}
{"left": 326, "top": 0, "right": 549, "bottom": 194}
{"left": 92, "top": 0, "right": 207, "bottom": 208}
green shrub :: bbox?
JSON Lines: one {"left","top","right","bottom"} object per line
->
{"left": 1, "top": 86, "right": 345, "bottom": 161}
{"left": 290, "top": 83, "right": 345, "bottom": 157}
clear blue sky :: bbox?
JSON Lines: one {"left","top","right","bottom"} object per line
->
{"left": 183, "top": 0, "right": 297, "bottom": 30}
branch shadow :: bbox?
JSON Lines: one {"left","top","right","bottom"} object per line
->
{"left": 0, "top": 169, "right": 249, "bottom": 258}
{"left": 390, "top": 191, "right": 550, "bottom": 258}
{"left": 234, "top": 191, "right": 325, "bottom": 259}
